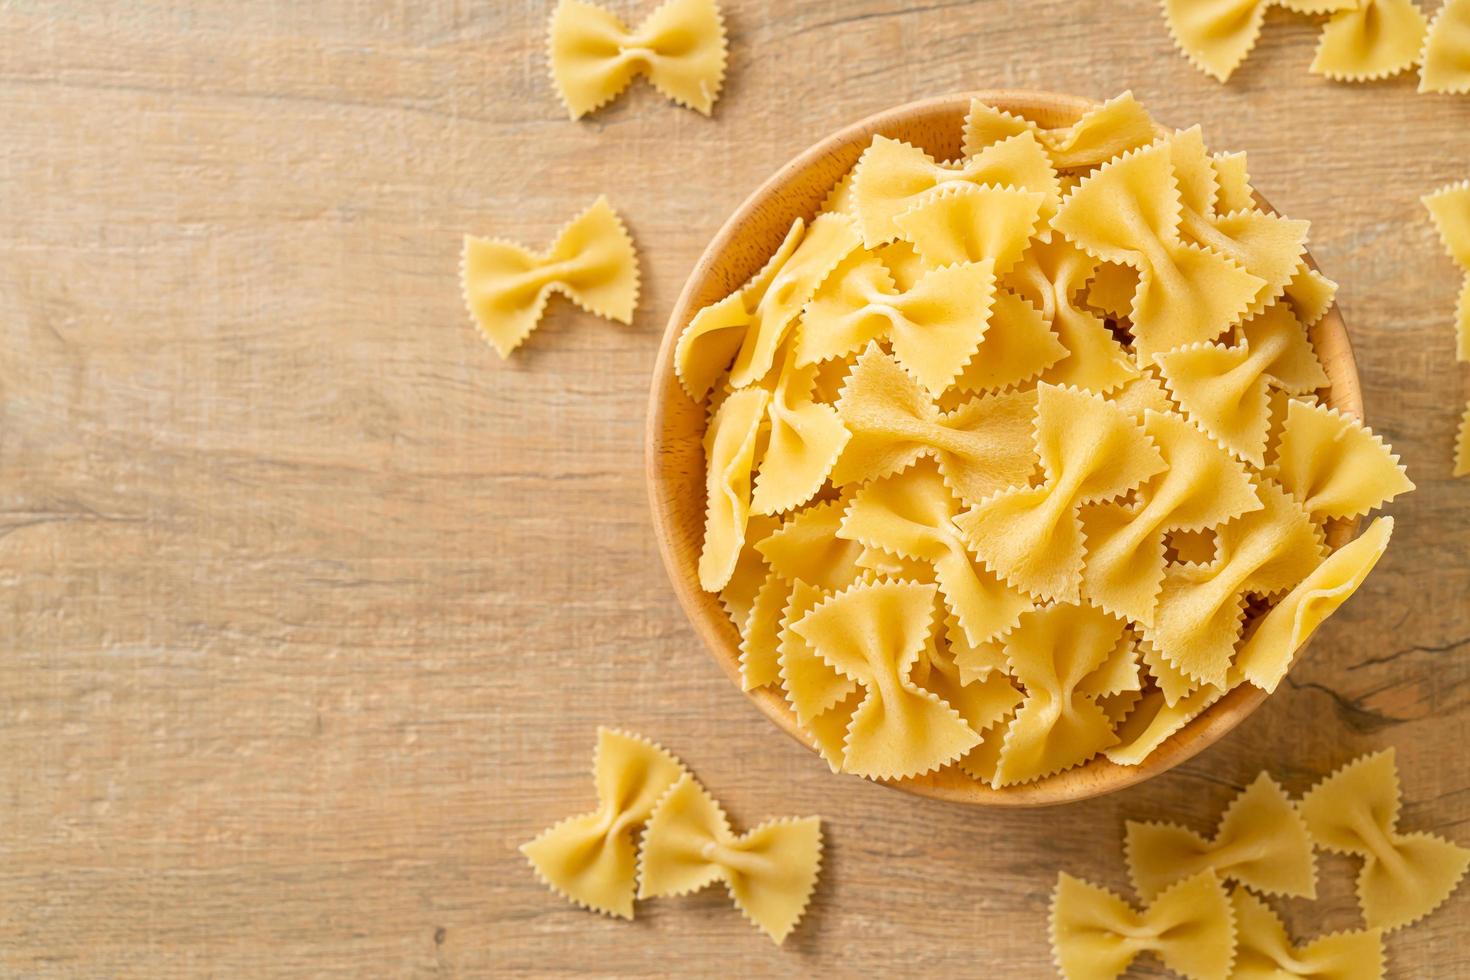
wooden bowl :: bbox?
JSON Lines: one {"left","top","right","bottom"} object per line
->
{"left": 645, "top": 91, "right": 1362, "bottom": 806}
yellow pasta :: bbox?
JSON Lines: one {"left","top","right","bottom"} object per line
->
{"left": 1156, "top": 303, "right": 1330, "bottom": 467}
{"left": 1006, "top": 236, "right": 1139, "bottom": 394}
{"left": 638, "top": 774, "right": 821, "bottom": 944}
{"left": 1050, "top": 870, "right": 1236, "bottom": 980}
{"left": 1236, "top": 516, "right": 1394, "bottom": 692}
{"left": 777, "top": 579, "right": 857, "bottom": 728}
{"left": 1080, "top": 408, "right": 1261, "bottom": 626}
{"left": 851, "top": 131, "right": 1061, "bottom": 248}
{"left": 462, "top": 196, "right": 638, "bottom": 357}
{"left": 521, "top": 728, "right": 686, "bottom": 918}
{"left": 751, "top": 340, "right": 850, "bottom": 517}
{"left": 1299, "top": 749, "right": 1470, "bottom": 931}
{"left": 1147, "top": 480, "right": 1324, "bottom": 688}
{"left": 1230, "top": 888, "right": 1385, "bottom": 980}
{"left": 992, "top": 602, "right": 1131, "bottom": 787}
{"left": 1457, "top": 402, "right": 1470, "bottom": 477}
{"left": 955, "top": 383, "right": 1167, "bottom": 604}
{"left": 1125, "top": 772, "right": 1317, "bottom": 901}
{"left": 675, "top": 214, "right": 861, "bottom": 400}
{"left": 1311, "top": 0, "right": 1430, "bottom": 82}
{"left": 893, "top": 183, "right": 1044, "bottom": 275}
{"left": 951, "top": 290, "right": 1069, "bottom": 394}
{"left": 1053, "top": 140, "right": 1265, "bottom": 361}
{"left": 1423, "top": 179, "right": 1470, "bottom": 363}
{"left": 1268, "top": 401, "right": 1413, "bottom": 521}
{"left": 698, "top": 387, "right": 768, "bottom": 592}
{"left": 799, "top": 251, "right": 999, "bottom": 395}
{"left": 1421, "top": 0, "right": 1470, "bottom": 93}
{"left": 791, "top": 580, "right": 980, "bottom": 779}
{"left": 838, "top": 459, "right": 1033, "bottom": 646}
{"left": 832, "top": 344, "right": 1039, "bottom": 505}
{"left": 962, "top": 91, "right": 1158, "bottom": 171}
{"left": 547, "top": 0, "right": 727, "bottom": 119}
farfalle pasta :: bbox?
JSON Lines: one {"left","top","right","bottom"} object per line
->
{"left": 1230, "top": 888, "right": 1384, "bottom": 980}
{"left": 547, "top": 0, "right": 727, "bottom": 119}
{"left": 521, "top": 728, "right": 686, "bottom": 918}
{"left": 1421, "top": 0, "right": 1470, "bottom": 93}
{"left": 1311, "top": 0, "right": 1429, "bottom": 82}
{"left": 638, "top": 774, "right": 822, "bottom": 944}
{"left": 1299, "top": 748, "right": 1470, "bottom": 931}
{"left": 670, "top": 93, "right": 1404, "bottom": 792}
{"left": 1050, "top": 870, "right": 1236, "bottom": 980}
{"left": 1125, "top": 772, "right": 1317, "bottom": 900}
{"left": 462, "top": 196, "right": 638, "bottom": 357}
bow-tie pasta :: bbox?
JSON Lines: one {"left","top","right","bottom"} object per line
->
{"left": 548, "top": 0, "right": 727, "bottom": 119}
{"left": 462, "top": 196, "right": 638, "bottom": 357}
{"left": 669, "top": 93, "right": 1406, "bottom": 792}
{"left": 1421, "top": 0, "right": 1470, "bottom": 93}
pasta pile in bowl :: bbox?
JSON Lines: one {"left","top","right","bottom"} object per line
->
{"left": 646, "top": 91, "right": 1411, "bottom": 805}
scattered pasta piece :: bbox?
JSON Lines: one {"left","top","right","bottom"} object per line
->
{"left": 638, "top": 773, "right": 822, "bottom": 944}
{"left": 1299, "top": 748, "right": 1470, "bottom": 931}
{"left": 1230, "top": 888, "right": 1384, "bottom": 980}
{"left": 1423, "top": 180, "right": 1470, "bottom": 362}
{"left": 1268, "top": 401, "right": 1413, "bottom": 521}
{"left": 521, "top": 728, "right": 687, "bottom": 918}
{"left": 547, "top": 0, "right": 727, "bottom": 119}
{"left": 1236, "top": 515, "right": 1394, "bottom": 691}
{"left": 1125, "top": 772, "right": 1317, "bottom": 900}
{"left": 1049, "top": 870, "right": 1236, "bottom": 980}
{"left": 461, "top": 196, "right": 638, "bottom": 357}
{"left": 670, "top": 94, "right": 1403, "bottom": 790}
{"left": 1421, "top": 0, "right": 1470, "bottom": 93}
{"left": 1311, "top": 0, "right": 1430, "bottom": 82}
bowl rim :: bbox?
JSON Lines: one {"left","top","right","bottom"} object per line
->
{"left": 645, "top": 89, "right": 1363, "bottom": 807}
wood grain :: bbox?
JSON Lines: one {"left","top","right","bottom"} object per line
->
{"left": 0, "top": 1, "right": 1465, "bottom": 976}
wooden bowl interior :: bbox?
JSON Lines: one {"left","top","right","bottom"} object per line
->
{"left": 646, "top": 91, "right": 1363, "bottom": 806}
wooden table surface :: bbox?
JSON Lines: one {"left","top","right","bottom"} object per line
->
{"left": 1, "top": 2, "right": 1467, "bottom": 976}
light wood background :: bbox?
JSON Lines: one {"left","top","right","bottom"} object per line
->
{"left": 0, "top": 2, "right": 1466, "bottom": 977}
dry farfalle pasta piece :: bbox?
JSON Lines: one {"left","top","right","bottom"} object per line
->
{"left": 1236, "top": 516, "right": 1394, "bottom": 692}
{"left": 951, "top": 290, "right": 1069, "bottom": 394}
{"left": 1050, "top": 870, "right": 1237, "bottom": 980}
{"left": 751, "top": 341, "right": 850, "bottom": 517}
{"left": 638, "top": 774, "right": 822, "bottom": 944}
{"left": 1125, "top": 772, "right": 1317, "bottom": 901}
{"left": 461, "top": 196, "right": 638, "bottom": 358}
{"left": 1157, "top": 304, "right": 1331, "bottom": 467}
{"left": 1268, "top": 401, "right": 1413, "bottom": 521}
{"left": 1421, "top": 0, "right": 1470, "bottom": 93}
{"left": 698, "top": 387, "right": 768, "bottom": 592}
{"left": 676, "top": 213, "right": 861, "bottom": 399}
{"left": 1148, "top": 480, "right": 1324, "bottom": 688}
{"left": 992, "top": 602, "right": 1133, "bottom": 786}
{"left": 832, "top": 344, "right": 1039, "bottom": 504}
{"left": 521, "top": 728, "right": 687, "bottom": 918}
{"left": 955, "top": 384, "right": 1167, "bottom": 605}
{"left": 1005, "top": 236, "right": 1138, "bottom": 395}
{"left": 1052, "top": 140, "right": 1265, "bottom": 361}
{"left": 799, "top": 251, "right": 999, "bottom": 395}
{"left": 1311, "top": 0, "right": 1429, "bottom": 81}
{"left": 961, "top": 91, "right": 1157, "bottom": 171}
{"left": 1229, "top": 888, "right": 1385, "bottom": 980}
{"left": 1457, "top": 402, "right": 1470, "bottom": 476}
{"left": 1299, "top": 748, "right": 1470, "bottom": 931}
{"left": 850, "top": 131, "right": 1061, "bottom": 247}
{"left": 547, "top": 0, "right": 727, "bottom": 119}
{"left": 838, "top": 459, "right": 1033, "bottom": 646}
{"left": 1423, "top": 180, "right": 1470, "bottom": 362}
{"left": 893, "top": 183, "right": 1044, "bottom": 275}
{"left": 791, "top": 580, "right": 980, "bottom": 779}
{"left": 1080, "top": 408, "right": 1261, "bottom": 627}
